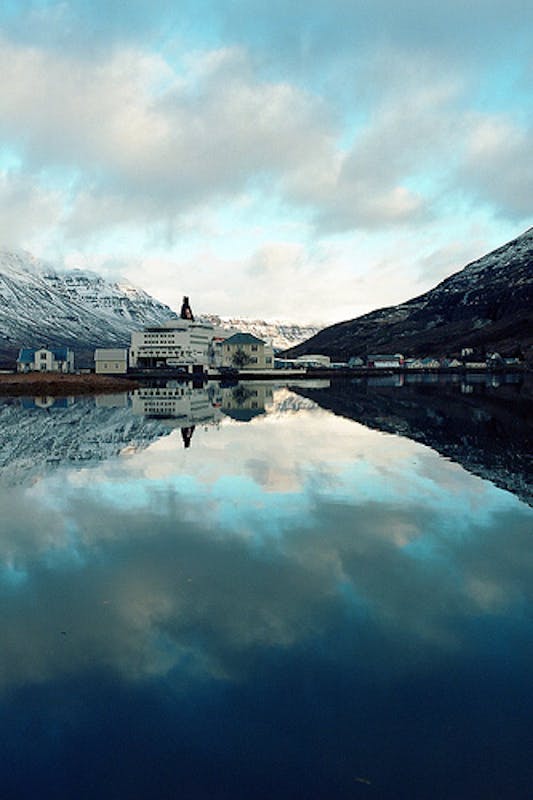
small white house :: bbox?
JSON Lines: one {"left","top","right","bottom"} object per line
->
{"left": 94, "top": 348, "right": 129, "bottom": 374}
{"left": 17, "top": 347, "right": 75, "bottom": 373}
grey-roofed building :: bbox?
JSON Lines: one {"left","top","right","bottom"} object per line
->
{"left": 221, "top": 333, "right": 274, "bottom": 370}
{"left": 17, "top": 346, "right": 75, "bottom": 373}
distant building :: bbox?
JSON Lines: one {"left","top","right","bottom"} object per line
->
{"left": 366, "top": 354, "right": 404, "bottom": 368}
{"left": 294, "top": 354, "right": 331, "bottom": 368}
{"left": 221, "top": 333, "right": 274, "bottom": 370}
{"left": 274, "top": 358, "right": 300, "bottom": 369}
{"left": 17, "top": 346, "right": 74, "bottom": 373}
{"left": 94, "top": 348, "right": 128, "bottom": 374}
{"left": 440, "top": 358, "right": 462, "bottom": 368}
{"left": 420, "top": 357, "right": 441, "bottom": 368}
{"left": 486, "top": 352, "right": 504, "bottom": 368}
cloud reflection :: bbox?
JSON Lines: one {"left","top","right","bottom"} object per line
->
{"left": 0, "top": 393, "right": 531, "bottom": 693}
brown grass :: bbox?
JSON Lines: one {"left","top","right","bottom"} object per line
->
{"left": 0, "top": 373, "right": 139, "bottom": 396}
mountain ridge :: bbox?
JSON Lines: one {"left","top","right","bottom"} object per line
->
{"left": 0, "top": 250, "right": 320, "bottom": 365}
{"left": 283, "top": 228, "right": 533, "bottom": 363}
{"left": 0, "top": 249, "right": 178, "bottom": 366}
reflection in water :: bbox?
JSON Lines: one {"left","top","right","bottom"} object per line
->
{"left": 0, "top": 381, "right": 532, "bottom": 799}
{"left": 0, "top": 383, "right": 275, "bottom": 488}
{"left": 293, "top": 373, "right": 533, "bottom": 505}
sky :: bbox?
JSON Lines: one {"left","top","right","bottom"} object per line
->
{"left": 0, "top": 1, "right": 531, "bottom": 324}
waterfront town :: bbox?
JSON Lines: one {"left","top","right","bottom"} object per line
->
{"left": 11, "top": 296, "right": 522, "bottom": 379}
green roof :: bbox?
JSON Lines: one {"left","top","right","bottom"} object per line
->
{"left": 224, "top": 332, "right": 265, "bottom": 345}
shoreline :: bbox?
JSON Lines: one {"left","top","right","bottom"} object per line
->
{"left": 0, "top": 364, "right": 527, "bottom": 396}
{"left": 0, "top": 373, "right": 140, "bottom": 396}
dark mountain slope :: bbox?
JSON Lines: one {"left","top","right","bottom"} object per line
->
{"left": 284, "top": 228, "right": 533, "bottom": 362}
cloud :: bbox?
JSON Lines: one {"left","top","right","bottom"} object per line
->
{"left": 460, "top": 115, "right": 533, "bottom": 218}
{"left": 1, "top": 31, "right": 528, "bottom": 250}
{"left": 0, "top": 38, "right": 334, "bottom": 236}
{"left": 0, "top": 3, "right": 531, "bottom": 323}
{"left": 0, "top": 393, "right": 531, "bottom": 692}
{"left": 0, "top": 170, "right": 62, "bottom": 248}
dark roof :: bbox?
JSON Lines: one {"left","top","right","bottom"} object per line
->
{"left": 17, "top": 348, "right": 35, "bottom": 363}
{"left": 17, "top": 347, "right": 71, "bottom": 362}
{"left": 223, "top": 408, "right": 266, "bottom": 422}
{"left": 224, "top": 332, "right": 265, "bottom": 346}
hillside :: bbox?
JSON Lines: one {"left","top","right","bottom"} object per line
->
{"left": 0, "top": 250, "right": 177, "bottom": 366}
{"left": 0, "top": 250, "right": 319, "bottom": 366}
{"left": 284, "top": 228, "right": 533, "bottom": 363}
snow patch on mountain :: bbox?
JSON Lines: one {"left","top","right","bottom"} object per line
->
{"left": 0, "top": 248, "right": 322, "bottom": 362}
{"left": 0, "top": 249, "right": 177, "bottom": 363}
{"left": 201, "top": 314, "right": 321, "bottom": 351}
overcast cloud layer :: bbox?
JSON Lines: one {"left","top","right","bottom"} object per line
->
{"left": 0, "top": 1, "right": 531, "bottom": 322}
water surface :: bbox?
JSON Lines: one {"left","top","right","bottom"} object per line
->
{"left": 1, "top": 380, "right": 531, "bottom": 799}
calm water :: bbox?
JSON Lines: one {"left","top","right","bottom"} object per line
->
{"left": 1, "top": 379, "right": 532, "bottom": 799}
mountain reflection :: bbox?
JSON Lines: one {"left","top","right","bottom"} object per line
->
{"left": 1, "top": 381, "right": 532, "bottom": 798}
{"left": 0, "top": 382, "right": 275, "bottom": 485}
{"left": 292, "top": 374, "right": 533, "bottom": 506}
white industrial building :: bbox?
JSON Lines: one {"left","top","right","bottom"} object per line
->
{"left": 129, "top": 318, "right": 214, "bottom": 375}
{"left": 127, "top": 298, "right": 276, "bottom": 375}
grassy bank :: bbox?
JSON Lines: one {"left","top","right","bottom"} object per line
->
{"left": 0, "top": 373, "right": 139, "bottom": 396}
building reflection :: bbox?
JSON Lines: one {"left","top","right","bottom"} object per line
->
{"left": 129, "top": 382, "right": 274, "bottom": 446}
{"left": 217, "top": 382, "right": 273, "bottom": 422}
{"left": 20, "top": 396, "right": 75, "bottom": 410}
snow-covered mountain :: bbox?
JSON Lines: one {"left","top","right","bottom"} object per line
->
{"left": 200, "top": 314, "right": 320, "bottom": 351}
{"left": 0, "top": 395, "right": 171, "bottom": 487}
{"left": 0, "top": 249, "right": 320, "bottom": 365}
{"left": 0, "top": 250, "right": 177, "bottom": 365}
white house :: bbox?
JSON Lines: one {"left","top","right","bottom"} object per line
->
{"left": 94, "top": 348, "right": 128, "bottom": 374}
{"left": 128, "top": 296, "right": 213, "bottom": 375}
{"left": 17, "top": 347, "right": 75, "bottom": 373}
